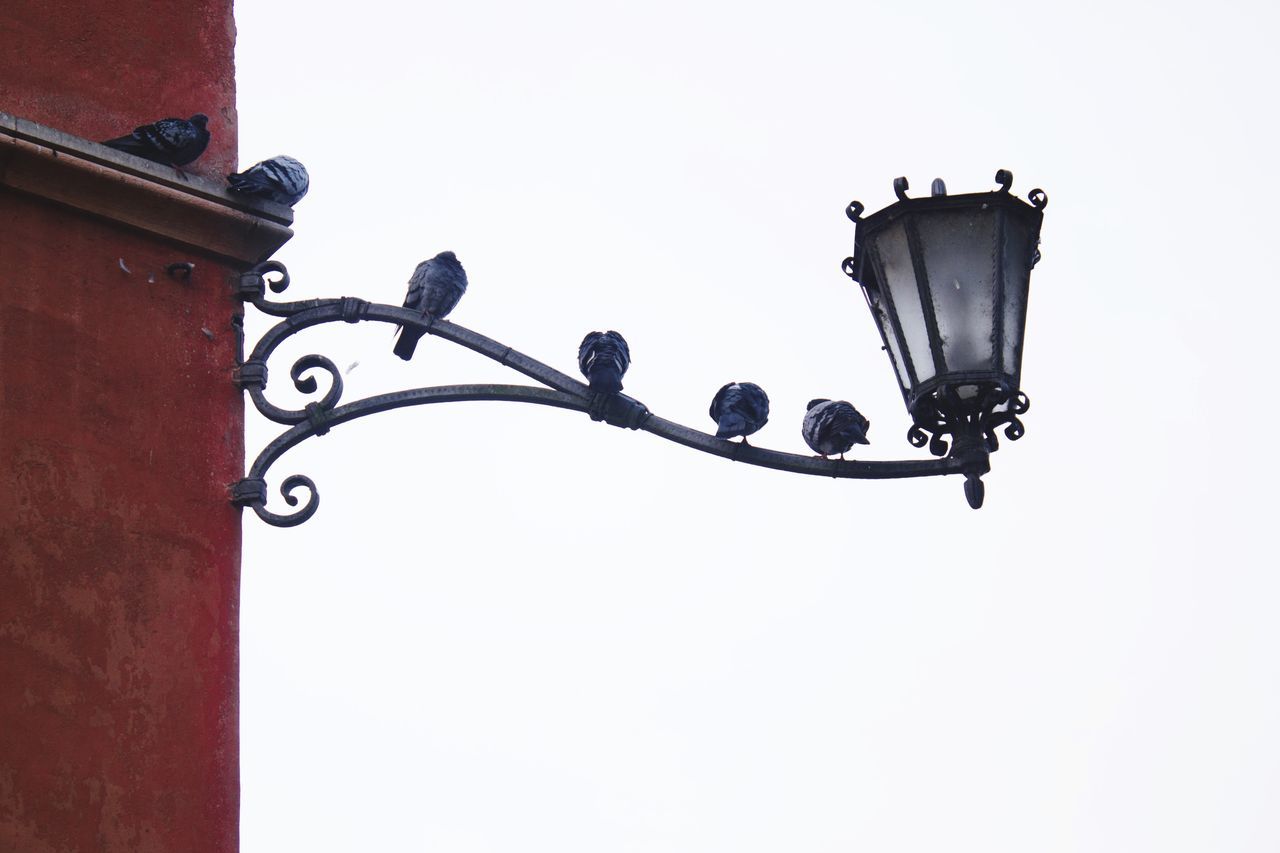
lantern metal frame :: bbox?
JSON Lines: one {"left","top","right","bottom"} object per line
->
{"left": 231, "top": 172, "right": 1046, "bottom": 523}
{"left": 841, "top": 170, "right": 1046, "bottom": 482}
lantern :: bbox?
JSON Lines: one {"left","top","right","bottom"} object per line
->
{"left": 844, "top": 170, "right": 1046, "bottom": 463}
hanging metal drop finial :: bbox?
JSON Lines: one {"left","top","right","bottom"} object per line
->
{"left": 964, "top": 474, "right": 985, "bottom": 509}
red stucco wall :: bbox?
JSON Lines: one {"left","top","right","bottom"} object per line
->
{"left": 1, "top": 0, "right": 238, "bottom": 179}
{"left": 0, "top": 2, "right": 242, "bottom": 851}
{"left": 0, "top": 193, "right": 244, "bottom": 850}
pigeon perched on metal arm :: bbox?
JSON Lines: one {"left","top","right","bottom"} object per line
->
{"left": 393, "top": 252, "right": 468, "bottom": 361}
{"left": 801, "top": 398, "right": 870, "bottom": 459}
{"left": 102, "top": 114, "right": 210, "bottom": 167}
{"left": 578, "top": 331, "right": 630, "bottom": 394}
{"left": 709, "top": 382, "right": 770, "bottom": 443}
{"left": 227, "top": 156, "right": 310, "bottom": 207}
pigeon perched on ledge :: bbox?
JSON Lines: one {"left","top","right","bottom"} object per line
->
{"left": 103, "top": 114, "right": 210, "bottom": 167}
{"left": 578, "top": 331, "right": 631, "bottom": 394}
{"left": 709, "top": 382, "right": 770, "bottom": 442}
{"left": 227, "top": 156, "right": 310, "bottom": 207}
{"left": 801, "top": 398, "right": 870, "bottom": 459}
{"left": 393, "top": 251, "right": 468, "bottom": 361}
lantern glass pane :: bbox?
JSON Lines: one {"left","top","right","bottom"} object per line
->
{"left": 872, "top": 298, "right": 910, "bottom": 392}
{"left": 918, "top": 209, "right": 998, "bottom": 374}
{"left": 1001, "top": 211, "right": 1035, "bottom": 380}
{"left": 872, "top": 220, "right": 935, "bottom": 385}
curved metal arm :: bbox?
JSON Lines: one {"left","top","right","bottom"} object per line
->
{"left": 234, "top": 384, "right": 588, "bottom": 527}
{"left": 232, "top": 264, "right": 988, "bottom": 526}
{"left": 639, "top": 414, "right": 969, "bottom": 480}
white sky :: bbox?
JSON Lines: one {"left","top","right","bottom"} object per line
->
{"left": 234, "top": 2, "right": 1280, "bottom": 850}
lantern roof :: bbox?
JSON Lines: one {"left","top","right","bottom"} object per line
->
{"left": 842, "top": 172, "right": 1046, "bottom": 292}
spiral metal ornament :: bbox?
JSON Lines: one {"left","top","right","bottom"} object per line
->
{"left": 259, "top": 475, "right": 320, "bottom": 528}
{"left": 290, "top": 354, "right": 344, "bottom": 408}
{"left": 259, "top": 260, "right": 291, "bottom": 293}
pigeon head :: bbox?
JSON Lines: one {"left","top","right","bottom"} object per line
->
{"left": 435, "top": 251, "right": 458, "bottom": 263}
{"left": 806, "top": 398, "right": 831, "bottom": 411}
{"left": 190, "top": 114, "right": 209, "bottom": 129}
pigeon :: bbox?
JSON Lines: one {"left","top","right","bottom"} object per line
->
{"left": 709, "top": 382, "right": 770, "bottom": 442}
{"left": 103, "top": 114, "right": 210, "bottom": 167}
{"left": 801, "top": 398, "right": 870, "bottom": 459}
{"left": 392, "top": 251, "right": 468, "bottom": 361}
{"left": 578, "top": 331, "right": 630, "bottom": 394}
{"left": 227, "top": 156, "right": 310, "bottom": 207}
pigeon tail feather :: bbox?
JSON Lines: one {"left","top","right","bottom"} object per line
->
{"left": 103, "top": 135, "right": 152, "bottom": 156}
{"left": 587, "top": 366, "right": 624, "bottom": 394}
{"left": 715, "top": 415, "right": 747, "bottom": 439}
{"left": 393, "top": 327, "right": 426, "bottom": 361}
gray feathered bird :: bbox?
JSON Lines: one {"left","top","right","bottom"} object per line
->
{"left": 578, "top": 331, "right": 630, "bottom": 394}
{"left": 801, "top": 398, "right": 870, "bottom": 459}
{"left": 709, "top": 382, "right": 770, "bottom": 442}
{"left": 393, "top": 252, "right": 468, "bottom": 360}
{"left": 103, "top": 114, "right": 210, "bottom": 167}
{"left": 227, "top": 156, "right": 310, "bottom": 207}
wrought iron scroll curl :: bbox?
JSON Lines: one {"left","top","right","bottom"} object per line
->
{"left": 258, "top": 260, "right": 291, "bottom": 293}
{"left": 233, "top": 261, "right": 985, "bottom": 526}
{"left": 906, "top": 383, "right": 1030, "bottom": 458}
{"left": 239, "top": 354, "right": 345, "bottom": 427}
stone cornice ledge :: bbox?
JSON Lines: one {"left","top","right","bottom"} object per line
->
{"left": 0, "top": 111, "right": 294, "bottom": 267}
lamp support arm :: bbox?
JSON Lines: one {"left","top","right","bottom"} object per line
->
{"left": 231, "top": 263, "right": 987, "bottom": 527}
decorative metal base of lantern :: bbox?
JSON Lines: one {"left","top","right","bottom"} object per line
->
{"left": 907, "top": 382, "right": 1030, "bottom": 509}
{"left": 908, "top": 382, "right": 1030, "bottom": 457}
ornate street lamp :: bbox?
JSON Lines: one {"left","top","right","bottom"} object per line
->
{"left": 842, "top": 170, "right": 1047, "bottom": 507}
{"left": 232, "top": 171, "right": 1047, "bottom": 524}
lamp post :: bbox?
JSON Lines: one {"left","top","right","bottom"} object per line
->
{"left": 232, "top": 171, "right": 1047, "bottom": 522}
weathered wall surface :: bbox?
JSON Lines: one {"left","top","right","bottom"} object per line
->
{"left": 0, "top": 188, "right": 245, "bottom": 853}
{"left": 0, "top": 3, "right": 246, "bottom": 850}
